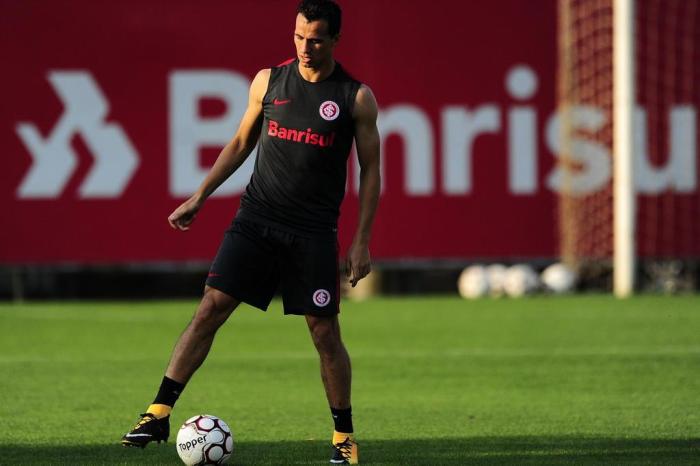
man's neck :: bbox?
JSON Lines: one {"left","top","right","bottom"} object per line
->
{"left": 298, "top": 59, "right": 336, "bottom": 83}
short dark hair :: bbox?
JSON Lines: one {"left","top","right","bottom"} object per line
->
{"left": 297, "top": 0, "right": 342, "bottom": 37}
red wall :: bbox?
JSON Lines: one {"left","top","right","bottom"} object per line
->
{"left": 1, "top": 0, "right": 697, "bottom": 263}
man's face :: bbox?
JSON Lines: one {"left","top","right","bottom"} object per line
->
{"left": 294, "top": 13, "right": 338, "bottom": 69}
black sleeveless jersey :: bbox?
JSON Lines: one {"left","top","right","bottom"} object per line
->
{"left": 238, "top": 59, "right": 362, "bottom": 234}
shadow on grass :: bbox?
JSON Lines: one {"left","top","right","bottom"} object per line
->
{"left": 1, "top": 436, "right": 698, "bottom": 465}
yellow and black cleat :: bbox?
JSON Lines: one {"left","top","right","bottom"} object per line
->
{"left": 330, "top": 432, "right": 358, "bottom": 464}
{"left": 121, "top": 413, "right": 170, "bottom": 448}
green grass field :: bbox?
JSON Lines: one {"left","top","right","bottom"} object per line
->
{"left": 1, "top": 296, "right": 699, "bottom": 465}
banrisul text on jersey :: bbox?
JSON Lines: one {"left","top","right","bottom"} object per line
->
{"left": 266, "top": 120, "right": 336, "bottom": 147}
{"left": 239, "top": 59, "right": 362, "bottom": 234}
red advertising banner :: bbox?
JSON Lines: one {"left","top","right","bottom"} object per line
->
{"left": 1, "top": 0, "right": 698, "bottom": 263}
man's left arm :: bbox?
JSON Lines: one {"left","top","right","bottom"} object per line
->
{"left": 347, "top": 84, "right": 381, "bottom": 287}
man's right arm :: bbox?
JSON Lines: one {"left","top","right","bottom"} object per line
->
{"left": 168, "top": 69, "right": 271, "bottom": 231}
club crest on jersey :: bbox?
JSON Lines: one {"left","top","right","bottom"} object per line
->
{"left": 313, "top": 289, "right": 331, "bottom": 307}
{"left": 319, "top": 101, "right": 340, "bottom": 121}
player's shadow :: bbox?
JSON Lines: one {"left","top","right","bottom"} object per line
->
{"left": 1, "top": 436, "right": 697, "bottom": 465}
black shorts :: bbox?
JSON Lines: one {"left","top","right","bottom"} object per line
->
{"left": 205, "top": 219, "right": 340, "bottom": 316}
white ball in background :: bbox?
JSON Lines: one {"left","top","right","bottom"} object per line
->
{"left": 541, "top": 263, "right": 577, "bottom": 293}
{"left": 486, "top": 264, "right": 508, "bottom": 297}
{"left": 503, "top": 264, "right": 539, "bottom": 297}
{"left": 458, "top": 265, "right": 489, "bottom": 299}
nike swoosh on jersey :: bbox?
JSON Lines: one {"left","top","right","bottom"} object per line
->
{"left": 273, "top": 98, "right": 291, "bottom": 105}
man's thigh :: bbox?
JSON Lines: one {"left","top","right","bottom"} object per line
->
{"left": 279, "top": 233, "right": 340, "bottom": 316}
{"left": 206, "top": 220, "right": 280, "bottom": 311}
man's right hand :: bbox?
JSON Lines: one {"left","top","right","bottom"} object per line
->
{"left": 167, "top": 195, "right": 203, "bottom": 231}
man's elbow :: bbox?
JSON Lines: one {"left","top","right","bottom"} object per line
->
{"left": 359, "top": 163, "right": 381, "bottom": 191}
{"left": 359, "top": 159, "right": 380, "bottom": 178}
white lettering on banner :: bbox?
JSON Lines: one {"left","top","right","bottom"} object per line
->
{"left": 169, "top": 71, "right": 255, "bottom": 197}
{"left": 507, "top": 65, "right": 538, "bottom": 194}
{"left": 634, "top": 106, "right": 697, "bottom": 193}
{"left": 352, "top": 106, "right": 435, "bottom": 195}
{"left": 546, "top": 105, "right": 611, "bottom": 196}
{"left": 15, "top": 71, "right": 138, "bottom": 198}
{"left": 442, "top": 105, "right": 501, "bottom": 194}
{"left": 364, "top": 65, "right": 697, "bottom": 197}
{"left": 376, "top": 105, "right": 435, "bottom": 195}
{"left": 15, "top": 67, "right": 697, "bottom": 200}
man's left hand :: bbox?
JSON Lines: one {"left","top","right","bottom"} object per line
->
{"left": 346, "top": 242, "right": 371, "bottom": 288}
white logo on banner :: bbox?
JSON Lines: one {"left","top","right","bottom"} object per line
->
{"left": 15, "top": 71, "right": 139, "bottom": 198}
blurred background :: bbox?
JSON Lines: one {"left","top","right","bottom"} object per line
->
{"left": 1, "top": 0, "right": 698, "bottom": 300}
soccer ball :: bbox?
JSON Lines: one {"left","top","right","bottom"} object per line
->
{"left": 457, "top": 265, "right": 489, "bottom": 298}
{"left": 541, "top": 263, "right": 577, "bottom": 293}
{"left": 503, "top": 264, "right": 539, "bottom": 297}
{"left": 485, "top": 264, "right": 508, "bottom": 297}
{"left": 176, "top": 414, "right": 234, "bottom": 465}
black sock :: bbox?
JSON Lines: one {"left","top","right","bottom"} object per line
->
{"left": 331, "top": 406, "right": 353, "bottom": 433}
{"left": 152, "top": 376, "right": 186, "bottom": 408}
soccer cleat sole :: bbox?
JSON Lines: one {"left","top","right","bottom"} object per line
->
{"left": 121, "top": 438, "right": 167, "bottom": 448}
{"left": 121, "top": 439, "right": 146, "bottom": 449}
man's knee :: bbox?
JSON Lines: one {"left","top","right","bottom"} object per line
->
{"left": 308, "top": 316, "right": 343, "bottom": 355}
{"left": 191, "top": 287, "right": 238, "bottom": 333}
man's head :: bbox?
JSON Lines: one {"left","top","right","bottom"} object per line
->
{"left": 294, "top": 0, "right": 342, "bottom": 69}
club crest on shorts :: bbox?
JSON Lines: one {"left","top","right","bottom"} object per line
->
{"left": 313, "top": 289, "right": 331, "bottom": 307}
{"left": 319, "top": 101, "right": 340, "bottom": 121}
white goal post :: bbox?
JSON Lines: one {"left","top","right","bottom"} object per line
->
{"left": 613, "top": 0, "right": 636, "bottom": 297}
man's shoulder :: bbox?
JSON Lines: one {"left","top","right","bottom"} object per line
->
{"left": 254, "top": 68, "right": 272, "bottom": 80}
{"left": 258, "top": 59, "right": 295, "bottom": 87}
{"left": 275, "top": 58, "right": 296, "bottom": 68}
{"left": 250, "top": 69, "right": 272, "bottom": 100}
{"left": 353, "top": 84, "right": 378, "bottom": 119}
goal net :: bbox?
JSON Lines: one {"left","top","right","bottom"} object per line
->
{"left": 557, "top": 0, "right": 699, "bottom": 292}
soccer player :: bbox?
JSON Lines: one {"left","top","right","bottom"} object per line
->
{"left": 120, "top": 1, "right": 379, "bottom": 464}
